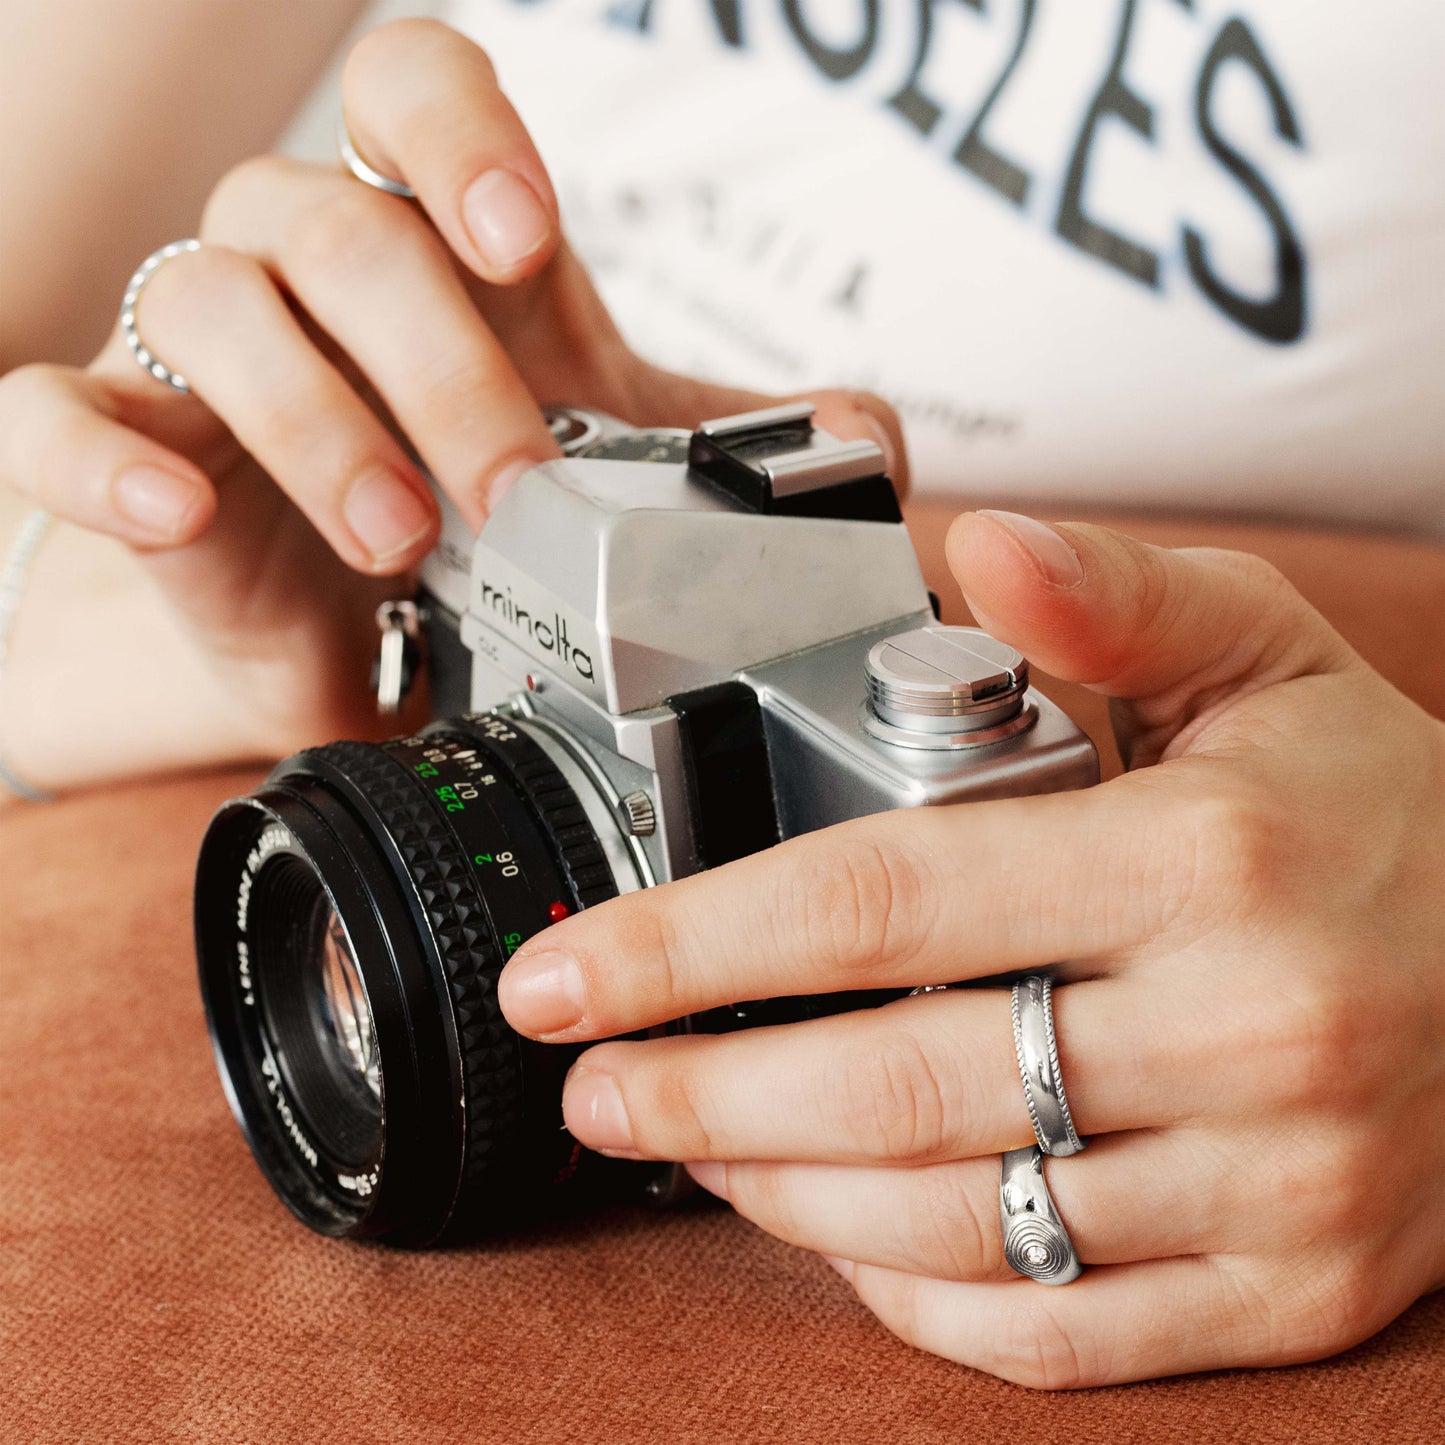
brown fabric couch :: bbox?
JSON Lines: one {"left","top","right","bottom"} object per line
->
{"left": 3, "top": 505, "right": 1442, "bottom": 1444}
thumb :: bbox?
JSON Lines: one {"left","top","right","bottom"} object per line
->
{"left": 946, "top": 510, "right": 1359, "bottom": 762}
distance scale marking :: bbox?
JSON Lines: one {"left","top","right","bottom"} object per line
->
{"left": 381, "top": 732, "right": 575, "bottom": 962}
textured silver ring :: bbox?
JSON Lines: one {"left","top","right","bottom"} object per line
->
{"left": 336, "top": 114, "right": 416, "bottom": 199}
{"left": 1000, "top": 1145, "right": 1082, "bottom": 1285}
{"left": 1011, "top": 975, "right": 1085, "bottom": 1157}
{"left": 120, "top": 239, "right": 201, "bottom": 394}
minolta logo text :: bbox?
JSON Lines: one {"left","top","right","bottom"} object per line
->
{"left": 477, "top": 578, "right": 595, "bottom": 683}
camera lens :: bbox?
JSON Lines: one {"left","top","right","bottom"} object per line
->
{"left": 194, "top": 713, "right": 632, "bottom": 1244}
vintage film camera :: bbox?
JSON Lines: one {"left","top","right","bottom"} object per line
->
{"left": 193, "top": 404, "right": 1097, "bottom": 1244}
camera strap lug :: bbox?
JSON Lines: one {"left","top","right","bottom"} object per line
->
{"left": 373, "top": 599, "right": 423, "bottom": 715}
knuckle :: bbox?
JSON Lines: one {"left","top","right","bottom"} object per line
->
{"left": 251, "top": 382, "right": 360, "bottom": 474}
{"left": 1218, "top": 1264, "right": 1291, "bottom": 1360}
{"left": 1208, "top": 547, "right": 1293, "bottom": 601}
{"left": 413, "top": 347, "right": 519, "bottom": 431}
{"left": 590, "top": 899, "right": 687, "bottom": 1028}
{"left": 0, "top": 365, "right": 84, "bottom": 497}
{"left": 905, "top": 1166, "right": 994, "bottom": 1279}
{"left": 0, "top": 362, "right": 63, "bottom": 413}
{"left": 633, "top": 1055, "right": 716, "bottom": 1160}
{"left": 837, "top": 1028, "right": 952, "bottom": 1161}
{"left": 1291, "top": 1127, "right": 1395, "bottom": 1242}
{"left": 1246, "top": 973, "right": 1380, "bottom": 1113}
{"left": 855, "top": 1266, "right": 924, "bottom": 1349}
{"left": 1296, "top": 1254, "right": 1388, "bottom": 1353}
{"left": 1114, "top": 532, "right": 1180, "bottom": 654}
{"left": 138, "top": 244, "right": 260, "bottom": 336}
{"left": 567, "top": 893, "right": 699, "bottom": 1035}
{"left": 345, "top": 20, "right": 497, "bottom": 108}
{"left": 202, "top": 154, "right": 288, "bottom": 237}
{"left": 1218, "top": 1255, "right": 1381, "bottom": 1365}
{"left": 731, "top": 1164, "right": 802, "bottom": 1242}
{"left": 988, "top": 1300, "right": 1096, "bottom": 1391}
{"left": 1175, "top": 782, "right": 1293, "bottom": 926}
{"left": 284, "top": 184, "right": 417, "bottom": 279}
{"left": 780, "top": 830, "right": 932, "bottom": 982}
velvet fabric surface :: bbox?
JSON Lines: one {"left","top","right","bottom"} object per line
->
{"left": 3, "top": 507, "right": 1442, "bottom": 1443}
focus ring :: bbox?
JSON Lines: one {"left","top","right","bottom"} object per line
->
{"left": 305, "top": 740, "right": 528, "bottom": 1231}
{"left": 448, "top": 716, "right": 619, "bottom": 910}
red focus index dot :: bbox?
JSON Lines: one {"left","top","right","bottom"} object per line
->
{"left": 547, "top": 902, "right": 571, "bottom": 922}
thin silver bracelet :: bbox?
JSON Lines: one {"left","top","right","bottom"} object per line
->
{"left": 0, "top": 508, "right": 56, "bottom": 802}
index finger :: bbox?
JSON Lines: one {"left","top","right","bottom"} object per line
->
{"left": 497, "top": 776, "right": 1196, "bottom": 1041}
{"left": 341, "top": 19, "right": 560, "bottom": 283}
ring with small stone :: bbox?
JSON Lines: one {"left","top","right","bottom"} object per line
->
{"left": 999, "top": 1144, "right": 1083, "bottom": 1286}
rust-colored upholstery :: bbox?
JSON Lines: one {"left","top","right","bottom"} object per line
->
{"left": 3, "top": 509, "right": 1442, "bottom": 1443}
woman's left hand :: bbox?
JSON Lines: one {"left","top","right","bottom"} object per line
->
{"left": 497, "top": 510, "right": 1445, "bottom": 1387}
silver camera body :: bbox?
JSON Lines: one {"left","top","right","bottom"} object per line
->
{"left": 416, "top": 405, "right": 1098, "bottom": 895}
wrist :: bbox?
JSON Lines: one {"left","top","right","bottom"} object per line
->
{"left": 0, "top": 516, "right": 265, "bottom": 800}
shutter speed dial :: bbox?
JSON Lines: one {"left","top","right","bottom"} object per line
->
{"left": 862, "top": 625, "right": 1037, "bottom": 750}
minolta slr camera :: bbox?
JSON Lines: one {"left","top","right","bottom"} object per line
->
{"left": 194, "top": 405, "right": 1098, "bottom": 1245}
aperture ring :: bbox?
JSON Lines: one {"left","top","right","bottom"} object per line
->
{"left": 443, "top": 714, "right": 619, "bottom": 911}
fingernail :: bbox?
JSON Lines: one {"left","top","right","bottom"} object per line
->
{"left": 498, "top": 949, "right": 586, "bottom": 1036}
{"left": 342, "top": 465, "right": 434, "bottom": 566}
{"left": 563, "top": 1070, "right": 635, "bottom": 1154}
{"left": 822, "top": 1254, "right": 855, "bottom": 1282}
{"left": 978, "top": 510, "right": 1084, "bottom": 588}
{"left": 463, "top": 169, "right": 551, "bottom": 271}
{"left": 114, "top": 465, "right": 203, "bottom": 540}
{"left": 685, "top": 1161, "right": 728, "bottom": 1198}
{"left": 483, "top": 456, "right": 540, "bottom": 516}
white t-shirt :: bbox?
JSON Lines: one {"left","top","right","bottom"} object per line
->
{"left": 442, "top": 0, "right": 1444, "bottom": 533}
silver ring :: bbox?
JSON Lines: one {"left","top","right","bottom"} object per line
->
{"left": 1011, "top": 975, "right": 1085, "bottom": 1157}
{"left": 336, "top": 114, "right": 416, "bottom": 199}
{"left": 1000, "top": 1146, "right": 1082, "bottom": 1285}
{"left": 120, "top": 240, "right": 201, "bottom": 394}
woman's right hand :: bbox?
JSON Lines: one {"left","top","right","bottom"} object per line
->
{"left": 0, "top": 18, "right": 904, "bottom": 776}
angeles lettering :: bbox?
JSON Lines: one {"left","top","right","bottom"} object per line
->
{"left": 508, "top": 0, "right": 1311, "bottom": 343}
{"left": 1182, "top": 18, "right": 1307, "bottom": 344}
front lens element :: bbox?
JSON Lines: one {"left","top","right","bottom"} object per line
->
{"left": 318, "top": 907, "right": 380, "bottom": 1104}
{"left": 249, "top": 855, "right": 382, "bottom": 1171}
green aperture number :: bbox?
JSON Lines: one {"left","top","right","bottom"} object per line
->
{"left": 473, "top": 850, "right": 520, "bottom": 878}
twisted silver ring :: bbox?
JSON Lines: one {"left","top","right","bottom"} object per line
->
{"left": 1011, "top": 975, "right": 1085, "bottom": 1157}
{"left": 336, "top": 114, "right": 416, "bottom": 199}
{"left": 120, "top": 240, "right": 201, "bottom": 394}
{"left": 1000, "top": 1145, "right": 1082, "bottom": 1286}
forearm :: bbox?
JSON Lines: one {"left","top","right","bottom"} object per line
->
{"left": 0, "top": 0, "right": 366, "bottom": 369}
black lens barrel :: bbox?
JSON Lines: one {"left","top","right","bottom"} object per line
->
{"left": 194, "top": 713, "right": 619, "bottom": 1245}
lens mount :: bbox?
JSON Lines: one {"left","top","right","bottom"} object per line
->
{"left": 195, "top": 713, "right": 622, "bottom": 1244}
